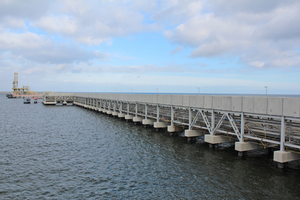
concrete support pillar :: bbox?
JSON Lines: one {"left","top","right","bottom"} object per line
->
{"left": 205, "top": 134, "right": 230, "bottom": 144}
{"left": 184, "top": 130, "right": 203, "bottom": 137}
{"left": 106, "top": 110, "right": 112, "bottom": 115}
{"left": 271, "top": 117, "right": 300, "bottom": 167}
{"left": 154, "top": 122, "right": 168, "bottom": 128}
{"left": 118, "top": 113, "right": 125, "bottom": 118}
{"left": 133, "top": 116, "right": 142, "bottom": 123}
{"left": 125, "top": 115, "right": 133, "bottom": 120}
{"left": 142, "top": 119, "right": 154, "bottom": 125}
{"left": 274, "top": 151, "right": 300, "bottom": 164}
{"left": 167, "top": 125, "right": 183, "bottom": 133}
{"left": 235, "top": 142, "right": 259, "bottom": 152}
{"left": 112, "top": 112, "right": 118, "bottom": 116}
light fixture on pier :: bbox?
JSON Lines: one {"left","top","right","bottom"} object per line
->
{"left": 264, "top": 86, "right": 267, "bottom": 95}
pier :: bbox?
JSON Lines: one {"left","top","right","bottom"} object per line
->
{"left": 43, "top": 92, "right": 300, "bottom": 168}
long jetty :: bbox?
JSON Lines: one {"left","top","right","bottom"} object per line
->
{"left": 43, "top": 92, "right": 300, "bottom": 168}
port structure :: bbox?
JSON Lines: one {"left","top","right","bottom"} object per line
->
{"left": 43, "top": 92, "right": 300, "bottom": 168}
{"left": 7, "top": 72, "right": 42, "bottom": 98}
{"left": 12, "top": 72, "right": 31, "bottom": 95}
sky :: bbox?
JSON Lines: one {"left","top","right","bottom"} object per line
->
{"left": 0, "top": 0, "right": 300, "bottom": 95}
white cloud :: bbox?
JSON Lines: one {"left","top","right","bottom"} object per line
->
{"left": 249, "top": 61, "right": 264, "bottom": 68}
{"left": 151, "top": 0, "right": 203, "bottom": 25}
{"left": 0, "top": 0, "right": 52, "bottom": 19}
{"left": 34, "top": 15, "right": 78, "bottom": 35}
{"left": 0, "top": 32, "right": 109, "bottom": 64}
{"left": 31, "top": 0, "right": 154, "bottom": 45}
{"left": 171, "top": 46, "right": 183, "bottom": 55}
{"left": 164, "top": 0, "right": 300, "bottom": 69}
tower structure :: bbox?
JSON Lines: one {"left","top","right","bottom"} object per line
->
{"left": 13, "top": 72, "right": 18, "bottom": 89}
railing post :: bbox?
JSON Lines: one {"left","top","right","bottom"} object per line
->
{"left": 240, "top": 113, "right": 244, "bottom": 142}
{"left": 171, "top": 106, "right": 174, "bottom": 126}
{"left": 280, "top": 116, "right": 285, "bottom": 151}
{"left": 145, "top": 103, "right": 147, "bottom": 119}
{"left": 156, "top": 105, "right": 159, "bottom": 122}
{"left": 211, "top": 110, "right": 215, "bottom": 135}
{"left": 189, "top": 107, "right": 192, "bottom": 130}
{"left": 135, "top": 103, "right": 138, "bottom": 117}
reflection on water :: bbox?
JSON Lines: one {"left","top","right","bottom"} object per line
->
{"left": 1, "top": 94, "right": 300, "bottom": 199}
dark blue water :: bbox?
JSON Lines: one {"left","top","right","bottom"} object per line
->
{"left": 1, "top": 94, "right": 300, "bottom": 199}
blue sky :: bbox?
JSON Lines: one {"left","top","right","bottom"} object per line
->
{"left": 0, "top": 0, "right": 300, "bottom": 94}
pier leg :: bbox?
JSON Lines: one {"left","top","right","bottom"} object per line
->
{"left": 170, "top": 132, "right": 177, "bottom": 136}
{"left": 187, "top": 137, "right": 197, "bottom": 143}
{"left": 238, "top": 151, "right": 247, "bottom": 158}
{"left": 277, "top": 163, "right": 286, "bottom": 169}
{"left": 209, "top": 144, "right": 214, "bottom": 149}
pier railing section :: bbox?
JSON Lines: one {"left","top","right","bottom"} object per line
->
{"left": 43, "top": 92, "right": 300, "bottom": 167}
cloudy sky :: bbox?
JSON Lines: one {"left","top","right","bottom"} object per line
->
{"left": 1, "top": 0, "right": 300, "bottom": 94}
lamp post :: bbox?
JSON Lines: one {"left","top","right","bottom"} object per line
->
{"left": 197, "top": 87, "right": 200, "bottom": 94}
{"left": 264, "top": 86, "right": 267, "bottom": 95}
{"left": 156, "top": 88, "right": 158, "bottom": 94}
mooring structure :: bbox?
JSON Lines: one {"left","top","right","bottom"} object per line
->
{"left": 43, "top": 92, "right": 300, "bottom": 168}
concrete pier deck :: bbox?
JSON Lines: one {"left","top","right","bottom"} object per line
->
{"left": 43, "top": 92, "right": 300, "bottom": 166}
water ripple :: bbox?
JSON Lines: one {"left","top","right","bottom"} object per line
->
{"left": 1, "top": 94, "right": 300, "bottom": 199}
